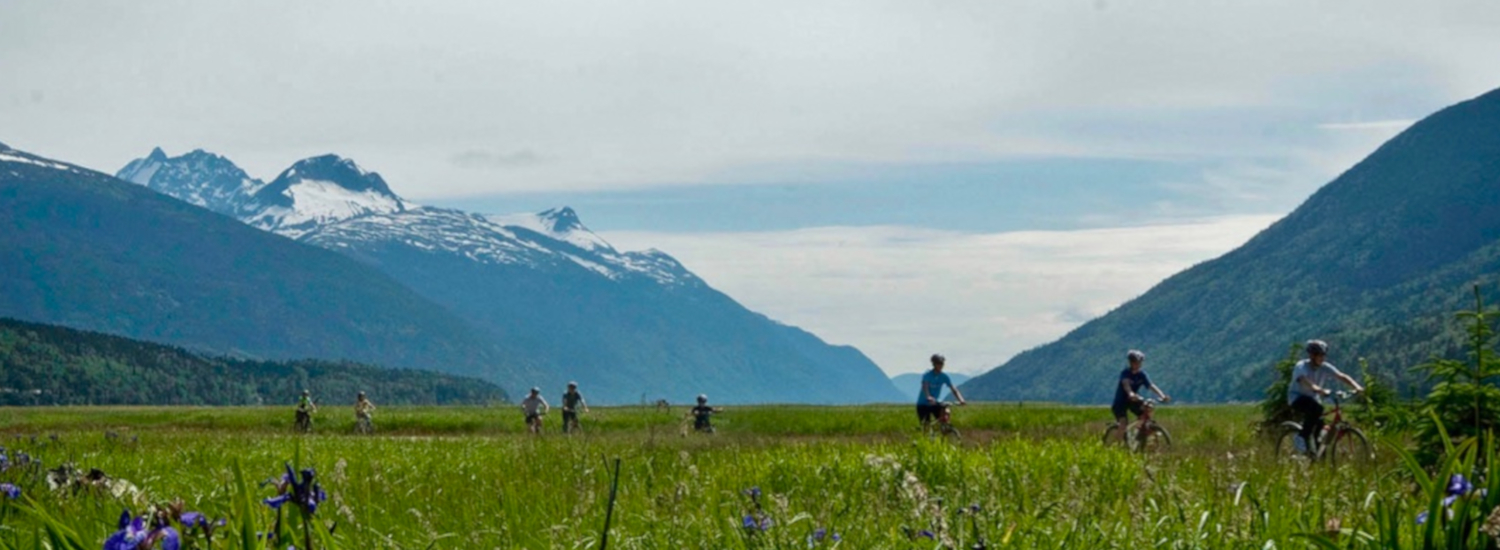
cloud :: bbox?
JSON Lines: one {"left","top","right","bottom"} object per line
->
{"left": 604, "top": 214, "right": 1279, "bottom": 377}
{"left": 1317, "top": 120, "right": 1418, "bottom": 132}
{"left": 450, "top": 149, "right": 545, "bottom": 170}
{"left": 1, "top": 1, "right": 1495, "bottom": 196}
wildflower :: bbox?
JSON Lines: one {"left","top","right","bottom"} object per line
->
{"left": 807, "top": 527, "right": 841, "bottom": 546}
{"left": 968, "top": 503, "right": 982, "bottom": 514}
{"left": 919, "top": 529, "right": 936, "bottom": 540}
{"left": 1417, "top": 474, "right": 1485, "bottom": 525}
{"left": 104, "top": 510, "right": 180, "bottom": 550}
{"left": 180, "top": 511, "right": 226, "bottom": 535}
{"left": 0, "top": 483, "right": 18, "bottom": 499}
{"left": 1481, "top": 506, "right": 1500, "bottom": 538}
{"left": 265, "top": 463, "right": 327, "bottom": 516}
{"left": 744, "top": 487, "right": 761, "bottom": 499}
{"left": 741, "top": 514, "right": 772, "bottom": 531}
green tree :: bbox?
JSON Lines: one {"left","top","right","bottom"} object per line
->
{"left": 1259, "top": 342, "right": 1302, "bottom": 430}
{"left": 1413, "top": 285, "right": 1500, "bottom": 461}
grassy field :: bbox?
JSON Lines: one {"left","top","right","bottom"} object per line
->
{"left": 0, "top": 403, "right": 1489, "bottom": 549}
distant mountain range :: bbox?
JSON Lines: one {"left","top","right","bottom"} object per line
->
{"left": 962, "top": 87, "right": 1500, "bottom": 404}
{"left": 0, "top": 316, "right": 504, "bottom": 406}
{"left": 0, "top": 143, "right": 526, "bottom": 399}
{"left": 109, "top": 146, "right": 903, "bottom": 404}
{"left": 889, "top": 371, "right": 971, "bottom": 402}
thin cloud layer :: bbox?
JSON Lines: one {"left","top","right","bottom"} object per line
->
{"left": 606, "top": 214, "right": 1280, "bottom": 377}
{"left": 0, "top": 2, "right": 1495, "bottom": 196}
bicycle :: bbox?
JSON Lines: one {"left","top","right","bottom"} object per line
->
{"left": 526, "top": 412, "right": 546, "bottom": 435}
{"left": 354, "top": 415, "right": 374, "bottom": 435}
{"left": 922, "top": 401, "right": 962, "bottom": 443}
{"left": 1274, "top": 390, "right": 1371, "bottom": 464}
{"left": 294, "top": 410, "right": 313, "bottom": 433}
{"left": 561, "top": 409, "right": 582, "bottom": 434}
{"left": 1101, "top": 398, "right": 1171, "bottom": 453}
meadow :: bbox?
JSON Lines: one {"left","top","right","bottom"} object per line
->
{"left": 0, "top": 403, "right": 1489, "bottom": 549}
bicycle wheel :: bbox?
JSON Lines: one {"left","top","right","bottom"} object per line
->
{"left": 940, "top": 423, "right": 962, "bottom": 443}
{"left": 1138, "top": 424, "right": 1171, "bottom": 453}
{"left": 1325, "top": 426, "right": 1372, "bottom": 465}
{"left": 1272, "top": 422, "right": 1304, "bottom": 458}
{"left": 1101, "top": 424, "right": 1124, "bottom": 446}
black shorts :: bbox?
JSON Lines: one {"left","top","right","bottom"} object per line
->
{"left": 562, "top": 411, "right": 578, "bottom": 423}
{"left": 1111, "top": 401, "right": 1144, "bottom": 420}
{"left": 525, "top": 413, "right": 541, "bottom": 423}
{"left": 916, "top": 404, "right": 944, "bottom": 423}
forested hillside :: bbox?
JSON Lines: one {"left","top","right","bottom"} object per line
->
{"left": 963, "top": 87, "right": 1500, "bottom": 403}
{"left": 0, "top": 317, "right": 505, "bottom": 406}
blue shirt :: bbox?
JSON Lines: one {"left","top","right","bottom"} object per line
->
{"left": 1112, "top": 368, "right": 1152, "bottom": 407}
{"left": 918, "top": 370, "right": 953, "bottom": 404}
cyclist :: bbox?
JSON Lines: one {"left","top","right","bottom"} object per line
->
{"left": 1287, "top": 339, "right": 1364, "bottom": 456}
{"left": 689, "top": 394, "right": 721, "bottom": 433}
{"left": 520, "top": 387, "right": 548, "bottom": 434}
{"left": 1112, "top": 350, "right": 1171, "bottom": 442}
{"left": 918, "top": 354, "right": 966, "bottom": 428}
{"left": 560, "top": 382, "right": 589, "bottom": 433}
{"left": 295, "top": 389, "right": 317, "bottom": 432}
{"left": 354, "top": 391, "right": 376, "bottom": 433}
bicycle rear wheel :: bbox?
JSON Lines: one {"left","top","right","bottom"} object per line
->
{"left": 1272, "top": 422, "right": 1305, "bottom": 458}
{"left": 1101, "top": 424, "right": 1124, "bottom": 446}
{"left": 1325, "top": 426, "right": 1372, "bottom": 465}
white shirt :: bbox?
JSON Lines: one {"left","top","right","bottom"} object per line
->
{"left": 521, "top": 395, "right": 548, "bottom": 415}
{"left": 1287, "top": 359, "right": 1345, "bottom": 404}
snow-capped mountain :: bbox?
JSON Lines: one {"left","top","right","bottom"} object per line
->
{"left": 244, "top": 155, "right": 408, "bottom": 238}
{"left": 490, "top": 207, "right": 614, "bottom": 253}
{"left": 3, "top": 143, "right": 527, "bottom": 397}
{"left": 116, "top": 148, "right": 265, "bottom": 216}
{"left": 117, "top": 149, "right": 905, "bottom": 404}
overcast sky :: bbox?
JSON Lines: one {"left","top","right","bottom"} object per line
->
{"left": 4, "top": 1, "right": 1499, "bottom": 376}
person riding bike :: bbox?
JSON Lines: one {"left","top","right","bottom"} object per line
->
{"left": 1112, "top": 350, "right": 1171, "bottom": 442}
{"left": 917, "top": 354, "right": 966, "bottom": 427}
{"left": 689, "top": 394, "right": 722, "bottom": 433}
{"left": 295, "top": 389, "right": 317, "bottom": 432}
{"left": 520, "top": 387, "right": 549, "bottom": 434}
{"left": 354, "top": 391, "right": 376, "bottom": 433}
{"left": 1287, "top": 340, "right": 1364, "bottom": 456}
{"left": 561, "top": 382, "right": 589, "bottom": 433}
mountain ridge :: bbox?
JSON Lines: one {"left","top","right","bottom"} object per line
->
{"left": 1, "top": 144, "right": 531, "bottom": 399}
{"left": 118, "top": 148, "right": 904, "bottom": 404}
{"left": 961, "top": 87, "right": 1500, "bottom": 403}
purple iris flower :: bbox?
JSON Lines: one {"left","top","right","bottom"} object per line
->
{"left": 741, "top": 514, "right": 772, "bottom": 531}
{"left": 103, "top": 511, "right": 181, "bottom": 550}
{"left": 807, "top": 527, "right": 840, "bottom": 546}
{"left": 264, "top": 463, "right": 327, "bottom": 516}
{"left": 1417, "top": 474, "right": 1485, "bottom": 525}
{"left": 0, "top": 483, "right": 18, "bottom": 499}
{"left": 969, "top": 503, "right": 982, "bottom": 514}
{"left": 180, "top": 512, "right": 203, "bottom": 528}
{"left": 744, "top": 487, "right": 761, "bottom": 499}
{"left": 919, "top": 530, "right": 936, "bottom": 540}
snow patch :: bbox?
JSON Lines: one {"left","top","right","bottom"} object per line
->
{"left": 489, "top": 211, "right": 614, "bottom": 252}
{"left": 0, "top": 152, "right": 82, "bottom": 174}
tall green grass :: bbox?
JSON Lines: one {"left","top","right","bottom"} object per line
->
{"left": 0, "top": 404, "right": 1486, "bottom": 548}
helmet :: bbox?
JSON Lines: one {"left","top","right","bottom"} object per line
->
{"left": 1126, "top": 350, "right": 1145, "bottom": 362}
{"left": 567, "top": 381, "right": 578, "bottom": 388}
{"left": 357, "top": 391, "right": 365, "bottom": 397}
{"left": 696, "top": 394, "right": 707, "bottom": 403}
{"left": 1305, "top": 340, "right": 1329, "bottom": 355}
{"left": 301, "top": 389, "right": 309, "bottom": 395}
{"left": 930, "top": 353, "right": 946, "bottom": 365}
{"left": 530, "top": 387, "right": 540, "bottom": 394}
